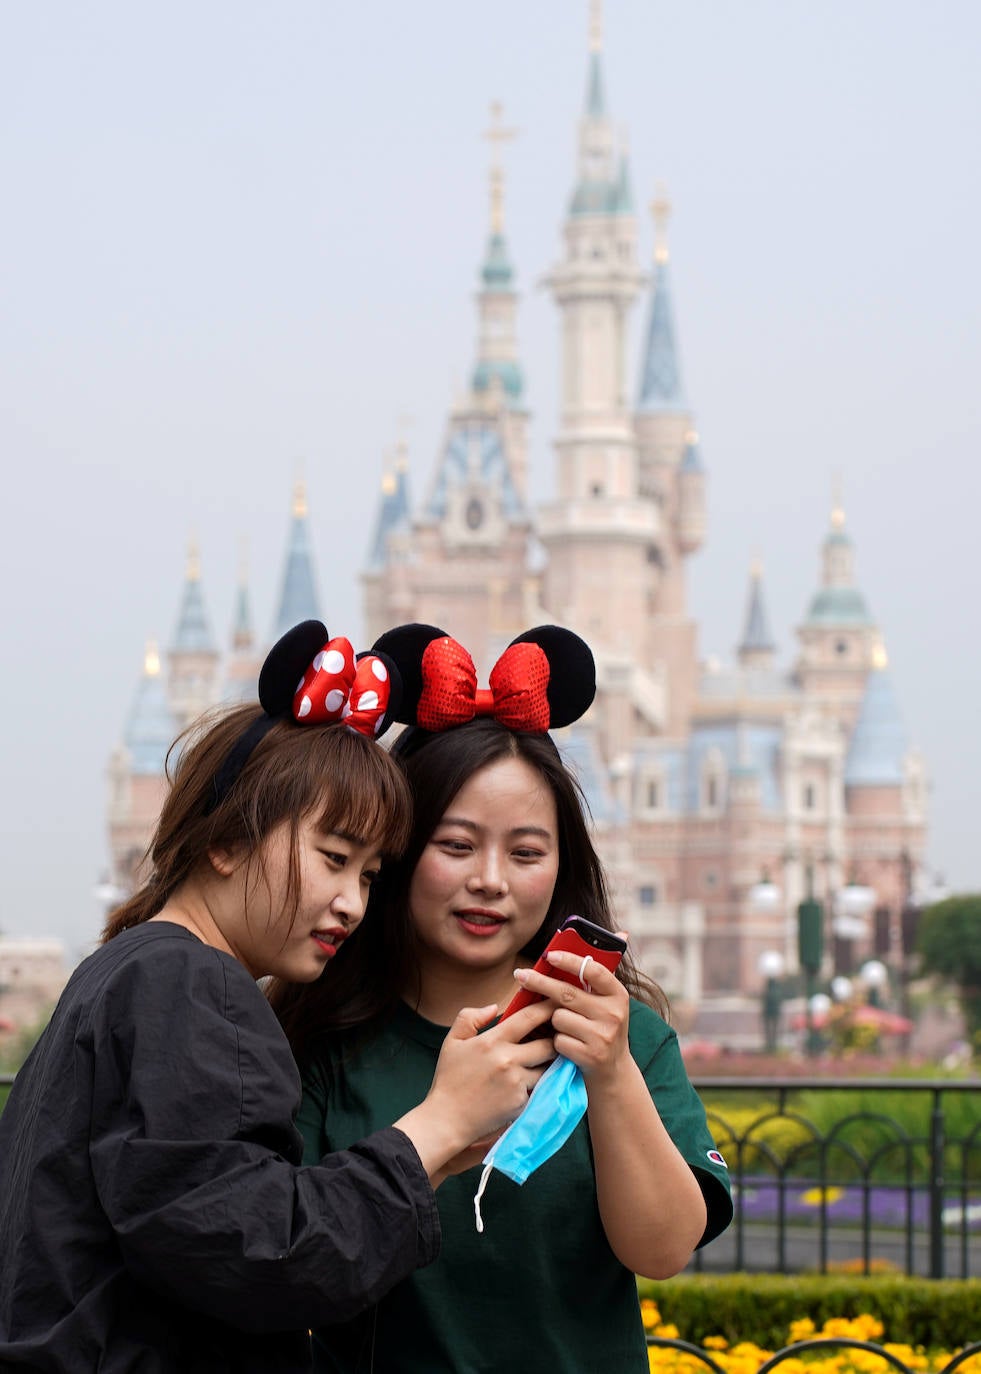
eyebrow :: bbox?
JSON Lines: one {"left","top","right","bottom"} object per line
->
{"left": 436, "top": 816, "right": 554, "bottom": 840}
{"left": 323, "top": 828, "right": 378, "bottom": 850}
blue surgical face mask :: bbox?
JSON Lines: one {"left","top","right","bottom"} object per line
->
{"left": 472, "top": 1055, "right": 588, "bottom": 1233}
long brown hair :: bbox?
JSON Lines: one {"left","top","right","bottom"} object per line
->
{"left": 272, "top": 718, "right": 666, "bottom": 1064}
{"left": 103, "top": 703, "right": 412, "bottom": 942}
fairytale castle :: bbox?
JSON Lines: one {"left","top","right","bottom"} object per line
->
{"left": 106, "top": 6, "right": 927, "bottom": 1039}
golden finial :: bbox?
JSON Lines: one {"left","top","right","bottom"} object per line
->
{"left": 872, "top": 639, "right": 889, "bottom": 671}
{"left": 186, "top": 532, "right": 200, "bottom": 582}
{"left": 292, "top": 473, "right": 308, "bottom": 519}
{"left": 483, "top": 101, "right": 518, "bottom": 236}
{"left": 381, "top": 470, "right": 397, "bottom": 496}
{"left": 589, "top": 0, "right": 603, "bottom": 53}
{"left": 830, "top": 473, "right": 845, "bottom": 528}
{"left": 651, "top": 182, "right": 671, "bottom": 264}
{"left": 685, "top": 427, "right": 699, "bottom": 445}
{"left": 750, "top": 554, "right": 763, "bottom": 580}
{"left": 144, "top": 638, "right": 161, "bottom": 677}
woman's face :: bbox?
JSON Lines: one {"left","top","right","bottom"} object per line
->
{"left": 408, "top": 755, "right": 560, "bottom": 977}
{"left": 221, "top": 814, "right": 383, "bottom": 981}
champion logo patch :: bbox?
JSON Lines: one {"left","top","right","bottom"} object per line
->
{"left": 707, "top": 1149, "right": 727, "bottom": 1168}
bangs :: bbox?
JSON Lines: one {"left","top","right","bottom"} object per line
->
{"left": 306, "top": 731, "right": 412, "bottom": 858}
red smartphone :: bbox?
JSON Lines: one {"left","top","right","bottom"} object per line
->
{"left": 498, "top": 916, "right": 627, "bottom": 1021}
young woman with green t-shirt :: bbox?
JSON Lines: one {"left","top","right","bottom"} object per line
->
{"left": 272, "top": 625, "right": 733, "bottom": 1373}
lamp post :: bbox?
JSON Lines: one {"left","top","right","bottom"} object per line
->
{"left": 798, "top": 870, "right": 824, "bottom": 1058}
{"left": 859, "top": 958, "right": 889, "bottom": 1008}
{"left": 758, "top": 950, "right": 785, "bottom": 1054}
{"left": 749, "top": 868, "right": 825, "bottom": 1057}
{"left": 832, "top": 882, "right": 877, "bottom": 975}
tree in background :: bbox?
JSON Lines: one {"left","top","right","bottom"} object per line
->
{"left": 917, "top": 894, "right": 981, "bottom": 1052}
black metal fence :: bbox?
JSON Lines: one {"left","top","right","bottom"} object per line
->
{"left": 688, "top": 1076, "right": 981, "bottom": 1280}
{"left": 646, "top": 1336, "right": 981, "bottom": 1372}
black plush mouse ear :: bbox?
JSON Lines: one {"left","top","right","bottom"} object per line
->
{"left": 355, "top": 649, "right": 403, "bottom": 738}
{"left": 258, "top": 620, "right": 329, "bottom": 717}
{"left": 371, "top": 623, "right": 450, "bottom": 725}
{"left": 508, "top": 625, "right": 595, "bottom": 728}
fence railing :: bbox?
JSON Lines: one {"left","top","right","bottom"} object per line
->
{"left": 646, "top": 1337, "right": 981, "bottom": 1372}
{"left": 688, "top": 1076, "right": 981, "bottom": 1280}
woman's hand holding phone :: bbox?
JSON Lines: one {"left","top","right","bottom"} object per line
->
{"left": 394, "top": 1000, "right": 555, "bottom": 1187}
{"left": 511, "top": 936, "right": 631, "bottom": 1085}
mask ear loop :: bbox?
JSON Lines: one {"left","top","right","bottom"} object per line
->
{"left": 473, "top": 1158, "right": 495, "bottom": 1234}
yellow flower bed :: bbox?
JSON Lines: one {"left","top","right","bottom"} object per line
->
{"left": 640, "top": 1301, "right": 981, "bottom": 1373}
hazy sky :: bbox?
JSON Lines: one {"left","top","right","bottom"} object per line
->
{"left": 2, "top": 1, "right": 979, "bottom": 955}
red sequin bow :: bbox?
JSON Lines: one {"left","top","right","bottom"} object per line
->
{"left": 416, "top": 636, "right": 551, "bottom": 732}
{"left": 292, "top": 637, "right": 392, "bottom": 737}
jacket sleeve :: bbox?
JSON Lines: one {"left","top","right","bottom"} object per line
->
{"left": 86, "top": 942, "right": 440, "bottom": 1332}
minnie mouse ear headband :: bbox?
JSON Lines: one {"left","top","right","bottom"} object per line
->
{"left": 369, "top": 624, "right": 594, "bottom": 750}
{"left": 207, "top": 620, "right": 402, "bottom": 812}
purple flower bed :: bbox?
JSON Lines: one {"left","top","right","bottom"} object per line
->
{"left": 734, "top": 1179, "right": 981, "bottom": 1230}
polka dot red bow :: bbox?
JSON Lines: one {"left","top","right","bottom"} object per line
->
{"left": 293, "top": 637, "right": 392, "bottom": 738}
{"left": 416, "top": 636, "right": 550, "bottom": 733}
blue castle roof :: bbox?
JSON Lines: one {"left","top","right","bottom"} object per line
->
{"left": 638, "top": 258, "right": 685, "bottom": 411}
{"left": 740, "top": 569, "right": 775, "bottom": 655}
{"left": 845, "top": 666, "right": 907, "bottom": 787}
{"left": 366, "top": 465, "right": 411, "bottom": 571}
{"left": 124, "top": 645, "right": 177, "bottom": 776}
{"left": 170, "top": 546, "right": 215, "bottom": 655}
{"left": 273, "top": 483, "right": 321, "bottom": 638}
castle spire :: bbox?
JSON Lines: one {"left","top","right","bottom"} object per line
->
{"left": 366, "top": 443, "right": 412, "bottom": 570}
{"left": 802, "top": 496, "right": 873, "bottom": 627}
{"left": 231, "top": 539, "right": 253, "bottom": 653}
{"left": 569, "top": 0, "right": 619, "bottom": 216}
{"left": 738, "top": 558, "right": 776, "bottom": 670}
{"left": 586, "top": 0, "right": 606, "bottom": 116}
{"left": 472, "top": 101, "right": 525, "bottom": 407}
{"left": 171, "top": 531, "right": 215, "bottom": 654}
{"left": 123, "top": 638, "right": 177, "bottom": 776}
{"left": 638, "top": 186, "right": 685, "bottom": 410}
{"left": 272, "top": 473, "right": 321, "bottom": 638}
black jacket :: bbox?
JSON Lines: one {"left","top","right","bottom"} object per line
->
{"left": 0, "top": 925, "right": 440, "bottom": 1371}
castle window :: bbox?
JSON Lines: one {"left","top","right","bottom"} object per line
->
{"left": 591, "top": 482, "right": 603, "bottom": 497}
{"left": 638, "top": 884, "right": 659, "bottom": 907}
{"left": 835, "top": 639, "right": 849, "bottom": 656}
{"left": 646, "top": 780, "right": 659, "bottom": 809}
{"left": 803, "top": 782, "right": 817, "bottom": 811}
{"left": 704, "top": 870, "right": 718, "bottom": 890}
{"left": 700, "top": 748, "right": 726, "bottom": 815}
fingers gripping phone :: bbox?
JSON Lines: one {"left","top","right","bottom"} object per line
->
{"left": 498, "top": 916, "right": 627, "bottom": 1022}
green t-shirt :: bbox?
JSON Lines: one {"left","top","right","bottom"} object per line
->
{"left": 298, "top": 999, "right": 731, "bottom": 1374}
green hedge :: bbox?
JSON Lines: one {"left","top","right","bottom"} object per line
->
{"left": 637, "top": 1274, "right": 981, "bottom": 1349}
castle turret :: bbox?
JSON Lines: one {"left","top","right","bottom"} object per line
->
{"left": 167, "top": 536, "right": 220, "bottom": 731}
{"left": 272, "top": 476, "right": 321, "bottom": 640}
{"left": 108, "top": 640, "right": 177, "bottom": 893}
{"left": 225, "top": 543, "right": 261, "bottom": 702}
{"left": 362, "top": 443, "right": 414, "bottom": 645}
{"left": 676, "top": 429, "right": 706, "bottom": 556}
{"left": 795, "top": 499, "right": 880, "bottom": 726}
{"left": 539, "top": 0, "right": 652, "bottom": 657}
{"left": 843, "top": 643, "right": 927, "bottom": 947}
